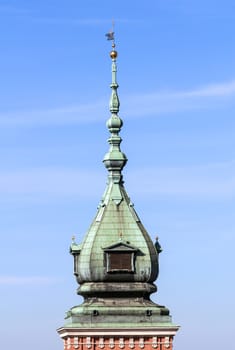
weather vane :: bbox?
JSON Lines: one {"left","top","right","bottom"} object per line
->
{"left": 105, "top": 20, "right": 115, "bottom": 48}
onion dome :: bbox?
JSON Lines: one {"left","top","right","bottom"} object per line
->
{"left": 70, "top": 44, "right": 159, "bottom": 301}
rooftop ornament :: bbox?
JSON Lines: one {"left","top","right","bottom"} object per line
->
{"left": 103, "top": 28, "right": 127, "bottom": 185}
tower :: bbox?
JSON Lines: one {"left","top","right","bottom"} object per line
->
{"left": 57, "top": 38, "right": 179, "bottom": 350}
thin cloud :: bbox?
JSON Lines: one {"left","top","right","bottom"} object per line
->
{"left": 127, "top": 160, "right": 235, "bottom": 198}
{"left": 0, "top": 5, "right": 31, "bottom": 15}
{"left": 0, "top": 168, "right": 104, "bottom": 197}
{"left": 0, "top": 101, "right": 106, "bottom": 127}
{"left": 0, "top": 161, "right": 234, "bottom": 200}
{"left": 123, "top": 80, "right": 235, "bottom": 117}
{"left": 0, "top": 276, "right": 59, "bottom": 285}
{"left": 0, "top": 80, "right": 234, "bottom": 127}
{"left": 33, "top": 18, "right": 112, "bottom": 26}
{"left": 180, "top": 80, "right": 235, "bottom": 97}
{"left": 32, "top": 17, "right": 137, "bottom": 26}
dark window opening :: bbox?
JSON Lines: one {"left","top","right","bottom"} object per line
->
{"left": 107, "top": 252, "right": 134, "bottom": 272}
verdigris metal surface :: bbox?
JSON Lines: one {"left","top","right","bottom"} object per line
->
{"left": 63, "top": 45, "right": 177, "bottom": 332}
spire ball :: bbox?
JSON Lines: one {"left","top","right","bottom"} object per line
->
{"left": 110, "top": 50, "right": 118, "bottom": 59}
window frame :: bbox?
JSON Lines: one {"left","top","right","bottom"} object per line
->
{"left": 106, "top": 251, "right": 135, "bottom": 273}
{"left": 103, "top": 242, "right": 138, "bottom": 274}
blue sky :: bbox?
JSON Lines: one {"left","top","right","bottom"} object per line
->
{"left": 0, "top": 1, "right": 234, "bottom": 349}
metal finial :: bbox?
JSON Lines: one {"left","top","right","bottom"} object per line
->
{"left": 72, "top": 235, "right": 76, "bottom": 243}
{"left": 105, "top": 21, "right": 117, "bottom": 58}
{"left": 103, "top": 24, "right": 127, "bottom": 184}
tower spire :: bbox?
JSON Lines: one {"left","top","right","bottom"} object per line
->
{"left": 103, "top": 38, "right": 127, "bottom": 184}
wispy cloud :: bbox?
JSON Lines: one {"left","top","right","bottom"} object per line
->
{"left": 177, "top": 80, "right": 235, "bottom": 97}
{"left": 122, "top": 80, "right": 235, "bottom": 117}
{"left": 0, "top": 7, "right": 138, "bottom": 26}
{"left": 0, "top": 276, "right": 59, "bottom": 285}
{"left": 33, "top": 17, "right": 112, "bottom": 26}
{"left": 0, "top": 5, "right": 31, "bottom": 15}
{"left": 0, "top": 161, "right": 234, "bottom": 200}
{"left": 0, "top": 101, "right": 106, "bottom": 127}
{"left": 127, "top": 160, "right": 235, "bottom": 198}
{"left": 0, "top": 80, "right": 234, "bottom": 127}
{"left": 0, "top": 168, "right": 104, "bottom": 198}
{"left": 32, "top": 17, "right": 137, "bottom": 26}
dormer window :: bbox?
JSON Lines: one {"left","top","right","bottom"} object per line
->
{"left": 108, "top": 251, "right": 133, "bottom": 272}
{"left": 103, "top": 242, "right": 138, "bottom": 273}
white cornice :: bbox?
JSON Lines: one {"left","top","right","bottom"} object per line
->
{"left": 57, "top": 326, "right": 180, "bottom": 338}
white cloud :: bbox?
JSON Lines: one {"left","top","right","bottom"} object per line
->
{"left": 0, "top": 161, "right": 234, "bottom": 200}
{"left": 0, "top": 5, "right": 31, "bottom": 15}
{"left": 0, "top": 276, "right": 59, "bottom": 285}
{"left": 0, "top": 80, "right": 234, "bottom": 127}
{"left": 33, "top": 18, "right": 112, "bottom": 26}
{"left": 122, "top": 80, "right": 235, "bottom": 118}
{"left": 32, "top": 17, "right": 136, "bottom": 26}
{"left": 127, "top": 160, "right": 235, "bottom": 198}
{"left": 0, "top": 101, "right": 106, "bottom": 127}
{"left": 0, "top": 168, "right": 104, "bottom": 197}
{"left": 178, "top": 80, "right": 235, "bottom": 97}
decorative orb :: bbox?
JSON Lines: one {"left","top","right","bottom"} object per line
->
{"left": 106, "top": 116, "right": 123, "bottom": 130}
{"left": 110, "top": 50, "right": 118, "bottom": 59}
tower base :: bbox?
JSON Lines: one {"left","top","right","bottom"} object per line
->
{"left": 57, "top": 297, "right": 179, "bottom": 350}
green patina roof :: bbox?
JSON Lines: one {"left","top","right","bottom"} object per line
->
{"left": 72, "top": 46, "right": 159, "bottom": 292}
{"left": 61, "top": 42, "right": 178, "bottom": 332}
